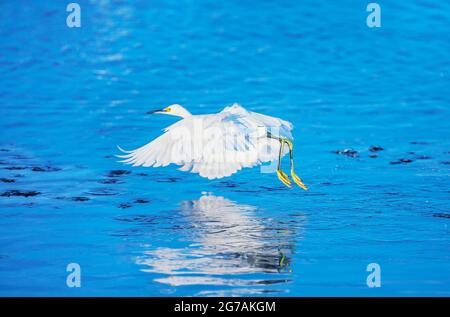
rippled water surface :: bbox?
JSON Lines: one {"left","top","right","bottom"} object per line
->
{"left": 0, "top": 1, "right": 449, "bottom": 296}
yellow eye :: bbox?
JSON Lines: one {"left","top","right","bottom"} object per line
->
{"left": 165, "top": 107, "right": 171, "bottom": 112}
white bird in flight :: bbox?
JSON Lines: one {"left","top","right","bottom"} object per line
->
{"left": 117, "top": 103, "right": 307, "bottom": 189}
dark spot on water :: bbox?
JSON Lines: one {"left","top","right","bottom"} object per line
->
{"left": 253, "top": 279, "right": 291, "bottom": 285}
{"left": 0, "top": 149, "right": 10, "bottom": 152}
{"left": 107, "top": 170, "right": 130, "bottom": 177}
{"left": 369, "top": 155, "right": 377, "bottom": 158}
{"left": 369, "top": 145, "right": 384, "bottom": 152}
{"left": 3, "top": 165, "right": 61, "bottom": 172}
{"left": 56, "top": 196, "right": 90, "bottom": 202}
{"left": 218, "top": 180, "right": 239, "bottom": 188}
{"left": 31, "top": 166, "right": 61, "bottom": 172}
{"left": 433, "top": 213, "right": 450, "bottom": 219}
{"left": 156, "top": 177, "right": 180, "bottom": 183}
{"left": 118, "top": 203, "right": 132, "bottom": 209}
{"left": 115, "top": 215, "right": 159, "bottom": 224}
{"left": 385, "top": 192, "right": 400, "bottom": 196}
{"left": 172, "top": 224, "right": 197, "bottom": 230}
{"left": 333, "top": 148, "right": 358, "bottom": 158}
{"left": 215, "top": 180, "right": 247, "bottom": 188}
{"left": 4, "top": 166, "right": 26, "bottom": 170}
{"left": 415, "top": 155, "right": 431, "bottom": 160}
{"left": 410, "top": 141, "right": 429, "bottom": 145}
{"left": 104, "top": 155, "right": 113, "bottom": 158}
{"left": 260, "top": 186, "right": 284, "bottom": 192}
{"left": 98, "top": 178, "right": 123, "bottom": 184}
{"left": 0, "top": 178, "right": 15, "bottom": 183}
{"left": 1, "top": 190, "right": 40, "bottom": 197}
{"left": 441, "top": 161, "right": 450, "bottom": 165}
{"left": 71, "top": 196, "right": 90, "bottom": 202}
{"left": 86, "top": 188, "right": 118, "bottom": 196}
{"left": 390, "top": 158, "right": 413, "bottom": 165}
{"left": 134, "top": 199, "right": 150, "bottom": 204}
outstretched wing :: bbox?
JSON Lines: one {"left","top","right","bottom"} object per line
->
{"left": 118, "top": 104, "right": 293, "bottom": 179}
{"left": 220, "top": 103, "right": 294, "bottom": 140}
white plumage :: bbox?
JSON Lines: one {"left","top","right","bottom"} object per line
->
{"left": 117, "top": 103, "right": 293, "bottom": 180}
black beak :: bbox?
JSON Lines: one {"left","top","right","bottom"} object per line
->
{"left": 146, "top": 109, "right": 164, "bottom": 114}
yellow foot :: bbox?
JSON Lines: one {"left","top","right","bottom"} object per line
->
{"left": 291, "top": 171, "right": 308, "bottom": 190}
{"left": 277, "top": 169, "right": 292, "bottom": 188}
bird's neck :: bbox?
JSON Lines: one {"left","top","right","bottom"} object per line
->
{"left": 178, "top": 108, "right": 192, "bottom": 118}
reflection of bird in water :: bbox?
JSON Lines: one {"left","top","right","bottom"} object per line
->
{"left": 118, "top": 103, "right": 308, "bottom": 189}
{"left": 135, "top": 194, "right": 304, "bottom": 290}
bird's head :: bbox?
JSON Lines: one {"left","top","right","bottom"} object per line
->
{"left": 147, "top": 104, "right": 191, "bottom": 118}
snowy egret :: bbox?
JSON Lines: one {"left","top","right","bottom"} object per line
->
{"left": 117, "top": 103, "right": 307, "bottom": 189}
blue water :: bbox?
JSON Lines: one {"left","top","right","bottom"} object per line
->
{"left": 0, "top": 0, "right": 449, "bottom": 296}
